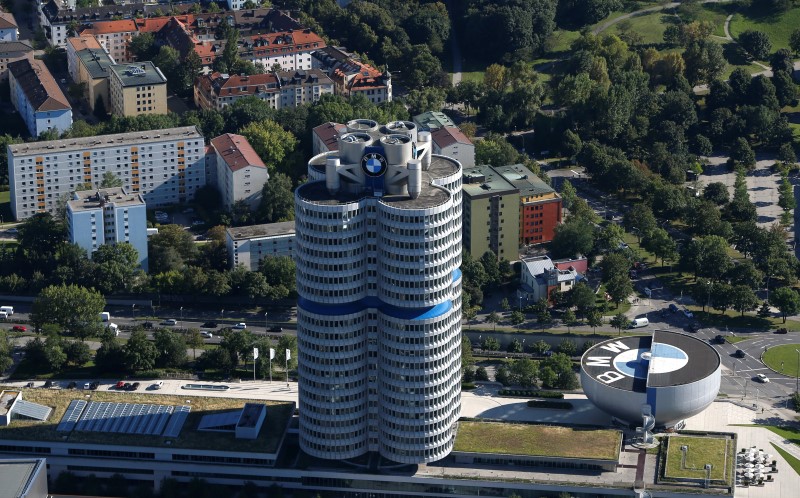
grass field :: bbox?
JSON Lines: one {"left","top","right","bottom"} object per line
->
{"left": 0, "top": 386, "right": 294, "bottom": 453}
{"left": 729, "top": 6, "right": 800, "bottom": 53}
{"left": 665, "top": 435, "right": 731, "bottom": 481}
{"left": 771, "top": 443, "right": 800, "bottom": 475}
{"left": 610, "top": 11, "right": 672, "bottom": 45}
{"left": 762, "top": 344, "right": 800, "bottom": 375}
{"left": 454, "top": 421, "right": 622, "bottom": 460}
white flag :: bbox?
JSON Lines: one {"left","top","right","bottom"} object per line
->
{"left": 286, "top": 349, "right": 291, "bottom": 361}
{"left": 253, "top": 347, "right": 259, "bottom": 360}
{"left": 269, "top": 348, "right": 275, "bottom": 360}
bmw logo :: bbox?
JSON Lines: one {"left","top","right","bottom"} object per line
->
{"left": 361, "top": 152, "right": 388, "bottom": 177}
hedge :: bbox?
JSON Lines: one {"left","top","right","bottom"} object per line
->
{"left": 526, "top": 400, "right": 573, "bottom": 410}
{"left": 499, "top": 389, "right": 564, "bottom": 399}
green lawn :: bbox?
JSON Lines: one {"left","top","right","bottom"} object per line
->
{"left": 729, "top": 6, "right": 800, "bottom": 53}
{"left": 610, "top": 11, "right": 671, "bottom": 45}
{"left": 665, "top": 435, "right": 732, "bottom": 482}
{"left": 771, "top": 443, "right": 800, "bottom": 476}
{"left": 459, "top": 71, "right": 484, "bottom": 83}
{"left": 454, "top": 421, "right": 622, "bottom": 460}
{"left": 546, "top": 29, "right": 581, "bottom": 54}
{"left": 762, "top": 344, "right": 800, "bottom": 376}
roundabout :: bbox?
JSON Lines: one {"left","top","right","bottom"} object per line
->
{"left": 762, "top": 344, "right": 800, "bottom": 378}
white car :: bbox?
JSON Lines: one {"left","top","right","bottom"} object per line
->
{"left": 200, "top": 331, "right": 213, "bottom": 338}
{"left": 234, "top": 322, "right": 247, "bottom": 330}
{"left": 756, "top": 374, "right": 770, "bottom": 383}
{"left": 682, "top": 308, "right": 694, "bottom": 318}
{"left": 163, "top": 319, "right": 178, "bottom": 326}
{"left": 151, "top": 381, "right": 164, "bottom": 390}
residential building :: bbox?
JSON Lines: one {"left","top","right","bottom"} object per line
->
{"left": 67, "top": 188, "right": 149, "bottom": 270}
{"left": 67, "top": 36, "right": 115, "bottom": 113}
{"left": 239, "top": 29, "right": 326, "bottom": 71}
{"left": 108, "top": 62, "right": 167, "bottom": 117}
{"left": 297, "top": 119, "right": 463, "bottom": 463}
{"left": 519, "top": 255, "right": 579, "bottom": 304}
{"left": 225, "top": 221, "right": 295, "bottom": 270}
{"left": 413, "top": 111, "right": 455, "bottom": 131}
{"left": 310, "top": 121, "right": 346, "bottom": 155}
{"left": 79, "top": 19, "right": 137, "bottom": 63}
{"left": 208, "top": 133, "right": 269, "bottom": 210}
{"left": 0, "top": 11, "right": 19, "bottom": 41}
{"left": 7, "top": 126, "right": 205, "bottom": 220}
{"left": 8, "top": 58, "right": 72, "bottom": 137}
{"left": 312, "top": 46, "right": 391, "bottom": 103}
{"left": 430, "top": 126, "right": 475, "bottom": 168}
{"left": 194, "top": 69, "right": 333, "bottom": 111}
{"left": 0, "top": 41, "right": 33, "bottom": 82}
{"left": 0, "top": 459, "right": 48, "bottom": 498}
{"left": 461, "top": 165, "right": 520, "bottom": 260}
{"left": 226, "top": 0, "right": 246, "bottom": 9}
{"left": 494, "top": 163, "right": 563, "bottom": 246}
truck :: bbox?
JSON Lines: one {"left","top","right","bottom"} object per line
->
{"left": 100, "top": 312, "right": 111, "bottom": 322}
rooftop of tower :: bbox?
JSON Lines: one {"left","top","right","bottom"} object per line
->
{"left": 302, "top": 154, "right": 459, "bottom": 209}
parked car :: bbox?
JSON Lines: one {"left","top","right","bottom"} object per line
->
{"left": 269, "top": 326, "right": 283, "bottom": 332}
{"left": 11, "top": 325, "right": 26, "bottom": 332}
{"left": 714, "top": 335, "right": 725, "bottom": 344}
{"left": 202, "top": 321, "right": 218, "bottom": 328}
{"left": 129, "top": 382, "right": 140, "bottom": 391}
{"left": 115, "top": 381, "right": 126, "bottom": 389}
{"left": 66, "top": 381, "right": 76, "bottom": 389}
{"left": 734, "top": 350, "right": 746, "bottom": 358}
{"left": 43, "top": 380, "right": 53, "bottom": 388}
{"left": 200, "top": 331, "right": 213, "bottom": 338}
{"left": 142, "top": 321, "right": 153, "bottom": 329}
{"left": 776, "top": 327, "right": 788, "bottom": 334}
{"left": 191, "top": 219, "right": 204, "bottom": 227}
{"left": 756, "top": 374, "right": 770, "bottom": 383}
{"left": 668, "top": 304, "right": 679, "bottom": 313}
{"left": 89, "top": 382, "right": 99, "bottom": 390}
{"left": 122, "top": 382, "right": 132, "bottom": 390}
{"left": 151, "top": 381, "right": 163, "bottom": 390}
{"left": 682, "top": 308, "right": 694, "bottom": 318}
{"left": 234, "top": 322, "right": 247, "bottom": 330}
{"left": 163, "top": 319, "right": 178, "bottom": 326}
{"left": 687, "top": 322, "right": 701, "bottom": 332}
{"left": 25, "top": 381, "right": 34, "bottom": 388}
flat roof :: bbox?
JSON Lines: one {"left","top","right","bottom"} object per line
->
{"left": 0, "top": 390, "right": 18, "bottom": 416}
{"left": 227, "top": 221, "right": 295, "bottom": 240}
{"left": 413, "top": 111, "right": 455, "bottom": 130}
{"left": 77, "top": 48, "right": 114, "bottom": 79}
{"left": 462, "top": 164, "right": 518, "bottom": 198}
{"left": 67, "top": 188, "right": 144, "bottom": 211}
{"left": 581, "top": 331, "right": 721, "bottom": 392}
{"left": 237, "top": 403, "right": 265, "bottom": 429}
{"left": 110, "top": 62, "right": 166, "bottom": 87}
{"left": 8, "top": 126, "right": 202, "bottom": 156}
{"left": 494, "top": 163, "right": 556, "bottom": 196}
{"left": 0, "top": 387, "right": 293, "bottom": 455}
{"left": 0, "top": 459, "right": 42, "bottom": 498}
{"left": 454, "top": 421, "right": 622, "bottom": 461}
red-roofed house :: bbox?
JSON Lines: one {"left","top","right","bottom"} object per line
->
{"left": 8, "top": 58, "right": 72, "bottom": 137}
{"left": 430, "top": 126, "right": 475, "bottom": 167}
{"left": 209, "top": 133, "right": 270, "bottom": 209}
{"left": 239, "top": 29, "right": 325, "bottom": 71}
{"left": 312, "top": 46, "right": 391, "bottom": 103}
{"left": 80, "top": 19, "right": 137, "bottom": 63}
{"left": 0, "top": 11, "right": 19, "bottom": 41}
{"left": 311, "top": 122, "right": 347, "bottom": 155}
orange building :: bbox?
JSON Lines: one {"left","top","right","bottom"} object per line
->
{"left": 493, "top": 164, "right": 563, "bottom": 246}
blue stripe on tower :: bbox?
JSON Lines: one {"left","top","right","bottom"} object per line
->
{"left": 298, "top": 296, "right": 453, "bottom": 320}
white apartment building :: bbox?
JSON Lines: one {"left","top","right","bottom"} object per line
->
{"left": 194, "top": 70, "right": 333, "bottom": 111}
{"left": 7, "top": 126, "right": 205, "bottom": 220}
{"left": 226, "top": 221, "right": 294, "bottom": 270}
{"left": 296, "top": 119, "right": 463, "bottom": 464}
{"left": 66, "top": 188, "right": 149, "bottom": 270}
{"left": 79, "top": 19, "right": 138, "bottom": 64}
{"left": 208, "top": 133, "right": 269, "bottom": 210}
{"left": 239, "top": 29, "right": 325, "bottom": 72}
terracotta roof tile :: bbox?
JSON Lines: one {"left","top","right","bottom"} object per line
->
{"left": 210, "top": 133, "right": 266, "bottom": 172}
{"left": 431, "top": 126, "right": 473, "bottom": 148}
{"left": 8, "top": 58, "right": 71, "bottom": 112}
{"left": 67, "top": 34, "right": 103, "bottom": 52}
{"left": 0, "top": 12, "right": 17, "bottom": 30}
{"left": 312, "top": 122, "right": 346, "bottom": 151}
{"left": 82, "top": 19, "right": 137, "bottom": 35}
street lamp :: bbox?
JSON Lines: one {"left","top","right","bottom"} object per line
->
{"left": 796, "top": 349, "right": 799, "bottom": 393}
{"left": 518, "top": 294, "right": 522, "bottom": 311}
{"left": 180, "top": 306, "right": 183, "bottom": 327}
{"left": 265, "top": 312, "right": 268, "bottom": 332}
{"left": 132, "top": 304, "right": 136, "bottom": 321}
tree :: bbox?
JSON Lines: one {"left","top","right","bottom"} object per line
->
{"left": 569, "top": 282, "right": 596, "bottom": 317}
{"left": 185, "top": 328, "right": 204, "bottom": 360}
{"left": 557, "top": 338, "right": 577, "bottom": 356}
{"left": 401, "top": 87, "right": 446, "bottom": 115}
{"left": 771, "top": 48, "right": 794, "bottom": 75}
{"left": 276, "top": 334, "right": 297, "bottom": 372}
{"left": 605, "top": 275, "right": 633, "bottom": 308}
{"left": 258, "top": 172, "right": 294, "bottom": 223}
{"left": 196, "top": 347, "right": 234, "bottom": 375}
{"left": 540, "top": 352, "right": 578, "bottom": 389}
{"left": 537, "top": 308, "right": 552, "bottom": 327}
{"left": 508, "top": 338, "right": 523, "bottom": 353}
{"left": 482, "top": 337, "right": 500, "bottom": 351}
{"left": 486, "top": 311, "right": 500, "bottom": 331}
{"left": 510, "top": 310, "right": 525, "bottom": 327}
{"left": 770, "top": 286, "right": 800, "bottom": 322}
{"left": 562, "top": 308, "right": 577, "bottom": 332}
{"left": 643, "top": 228, "right": 677, "bottom": 267}
{"left": 551, "top": 220, "right": 595, "bottom": 258}
{"left": 31, "top": 285, "right": 105, "bottom": 340}
{"left": 63, "top": 340, "right": 91, "bottom": 367}
{"left": 94, "top": 338, "right": 126, "bottom": 373}
{"left": 791, "top": 28, "right": 800, "bottom": 55}
{"left": 461, "top": 336, "right": 475, "bottom": 373}
{"left": 703, "top": 182, "right": 730, "bottom": 205}
{"left": 623, "top": 204, "right": 656, "bottom": 241}
{"left": 238, "top": 120, "right": 298, "bottom": 175}
{"left": 779, "top": 177, "right": 796, "bottom": 212}
{"left": 153, "top": 329, "right": 188, "bottom": 368}
{"left": 530, "top": 339, "right": 551, "bottom": 356}
{"left": 731, "top": 137, "right": 756, "bottom": 171}
{"left": 586, "top": 309, "right": 603, "bottom": 333}
{"left": 92, "top": 242, "right": 141, "bottom": 295}
{"left": 610, "top": 313, "right": 630, "bottom": 335}
{"left": 778, "top": 142, "right": 798, "bottom": 166}
{"left": 710, "top": 282, "right": 734, "bottom": 314}
{"left": 731, "top": 284, "right": 759, "bottom": 315}
{"left": 683, "top": 40, "right": 726, "bottom": 85}
{"left": 509, "top": 358, "right": 538, "bottom": 388}
{"left": 124, "top": 330, "right": 158, "bottom": 372}
{"left": 682, "top": 235, "right": 732, "bottom": 281}
{"left": 739, "top": 30, "right": 772, "bottom": 60}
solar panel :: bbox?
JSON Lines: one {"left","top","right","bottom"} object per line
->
{"left": 198, "top": 410, "right": 241, "bottom": 431}
{"left": 151, "top": 411, "right": 171, "bottom": 435}
{"left": 13, "top": 400, "right": 52, "bottom": 421}
{"left": 57, "top": 400, "right": 86, "bottom": 432}
{"left": 162, "top": 406, "right": 191, "bottom": 438}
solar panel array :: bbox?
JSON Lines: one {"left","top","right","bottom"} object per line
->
{"left": 162, "top": 405, "right": 191, "bottom": 438}
{"left": 57, "top": 401, "right": 191, "bottom": 437}
{"left": 13, "top": 400, "right": 53, "bottom": 421}
{"left": 57, "top": 400, "right": 87, "bottom": 432}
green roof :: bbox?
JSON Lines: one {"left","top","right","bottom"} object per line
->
{"left": 110, "top": 61, "right": 167, "bottom": 87}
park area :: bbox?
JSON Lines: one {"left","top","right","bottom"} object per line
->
{"left": 762, "top": 344, "right": 800, "bottom": 377}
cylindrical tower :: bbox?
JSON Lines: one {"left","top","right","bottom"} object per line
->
{"left": 295, "top": 121, "right": 463, "bottom": 464}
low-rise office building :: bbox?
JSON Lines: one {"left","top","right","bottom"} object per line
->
{"left": 8, "top": 58, "right": 72, "bottom": 137}
{"left": 7, "top": 126, "right": 205, "bottom": 220}
{"left": 109, "top": 62, "right": 167, "bottom": 116}
{"left": 208, "top": 133, "right": 270, "bottom": 210}
{"left": 67, "top": 36, "right": 115, "bottom": 113}
{"left": 67, "top": 188, "right": 149, "bottom": 270}
{"left": 431, "top": 126, "right": 475, "bottom": 168}
{"left": 226, "top": 221, "right": 295, "bottom": 270}
{"left": 520, "top": 254, "right": 580, "bottom": 303}
{"left": 0, "top": 41, "right": 33, "bottom": 82}
{"left": 0, "top": 11, "right": 19, "bottom": 41}
{"left": 0, "top": 458, "right": 48, "bottom": 498}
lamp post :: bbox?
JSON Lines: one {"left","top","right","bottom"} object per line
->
{"left": 518, "top": 294, "right": 522, "bottom": 311}
{"left": 179, "top": 306, "right": 183, "bottom": 328}
{"left": 131, "top": 304, "right": 136, "bottom": 322}
{"left": 265, "top": 312, "right": 268, "bottom": 332}
{"left": 744, "top": 379, "right": 748, "bottom": 398}
{"left": 796, "top": 349, "right": 799, "bottom": 393}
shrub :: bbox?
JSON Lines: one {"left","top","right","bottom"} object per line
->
{"left": 499, "top": 389, "right": 564, "bottom": 398}
{"left": 526, "top": 400, "right": 573, "bottom": 409}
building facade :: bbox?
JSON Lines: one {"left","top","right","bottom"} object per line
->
{"left": 67, "top": 36, "right": 115, "bottom": 113}
{"left": 461, "top": 165, "right": 520, "bottom": 260}
{"left": 240, "top": 30, "right": 325, "bottom": 71}
{"left": 519, "top": 255, "right": 578, "bottom": 304}
{"left": 312, "top": 46, "right": 391, "bottom": 103}
{"left": 296, "top": 119, "right": 463, "bottom": 464}
{"left": 494, "top": 164, "right": 562, "bottom": 246}
{"left": 430, "top": 126, "right": 475, "bottom": 168}
{"left": 109, "top": 62, "right": 168, "bottom": 116}
{"left": 79, "top": 19, "right": 137, "bottom": 63}
{"left": 226, "top": 221, "right": 295, "bottom": 270}
{"left": 194, "top": 69, "right": 333, "bottom": 111}
{"left": 8, "top": 58, "right": 72, "bottom": 137}
{"left": 208, "top": 133, "right": 269, "bottom": 210}
{"left": 0, "top": 41, "right": 33, "bottom": 82}
{"left": 0, "top": 11, "right": 19, "bottom": 41}
{"left": 67, "top": 188, "right": 149, "bottom": 270}
{"left": 7, "top": 126, "right": 205, "bottom": 220}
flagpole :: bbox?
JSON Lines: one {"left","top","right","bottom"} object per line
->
{"left": 286, "top": 348, "right": 290, "bottom": 387}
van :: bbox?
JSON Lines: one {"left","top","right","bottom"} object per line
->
{"left": 100, "top": 312, "right": 110, "bottom": 322}
{"left": 630, "top": 317, "right": 649, "bottom": 328}
{"left": 107, "top": 323, "right": 119, "bottom": 336}
{"left": 0, "top": 306, "right": 14, "bottom": 315}
{"left": 0, "top": 311, "right": 7, "bottom": 320}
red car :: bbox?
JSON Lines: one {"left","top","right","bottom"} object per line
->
{"left": 11, "top": 325, "right": 26, "bottom": 332}
{"left": 115, "top": 381, "right": 126, "bottom": 389}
